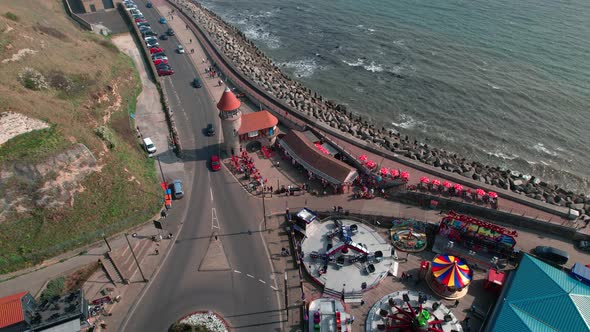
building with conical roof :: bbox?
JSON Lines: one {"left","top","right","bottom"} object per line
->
{"left": 217, "top": 88, "right": 279, "bottom": 155}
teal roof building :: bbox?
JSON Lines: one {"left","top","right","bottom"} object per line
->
{"left": 485, "top": 254, "right": 590, "bottom": 331}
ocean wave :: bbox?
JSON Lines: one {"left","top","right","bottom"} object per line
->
{"left": 278, "top": 58, "right": 320, "bottom": 78}
{"left": 243, "top": 26, "right": 280, "bottom": 49}
{"left": 391, "top": 114, "right": 425, "bottom": 130}
{"left": 487, "top": 83, "right": 502, "bottom": 90}
{"left": 484, "top": 150, "right": 519, "bottom": 160}
{"left": 532, "top": 143, "right": 559, "bottom": 157}
{"left": 342, "top": 58, "right": 365, "bottom": 67}
{"left": 356, "top": 24, "right": 376, "bottom": 33}
{"left": 364, "top": 61, "right": 383, "bottom": 72}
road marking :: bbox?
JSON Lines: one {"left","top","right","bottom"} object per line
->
{"left": 210, "top": 187, "right": 213, "bottom": 201}
{"left": 234, "top": 270, "right": 241, "bottom": 274}
{"left": 211, "top": 208, "right": 220, "bottom": 229}
{"left": 271, "top": 286, "right": 278, "bottom": 291}
{"left": 258, "top": 279, "right": 266, "bottom": 284}
{"left": 247, "top": 274, "right": 254, "bottom": 278}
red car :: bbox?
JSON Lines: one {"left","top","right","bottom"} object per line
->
{"left": 153, "top": 58, "right": 168, "bottom": 65}
{"left": 149, "top": 47, "right": 163, "bottom": 54}
{"left": 135, "top": 18, "right": 147, "bottom": 23}
{"left": 210, "top": 155, "right": 221, "bottom": 171}
{"left": 157, "top": 69, "right": 174, "bottom": 76}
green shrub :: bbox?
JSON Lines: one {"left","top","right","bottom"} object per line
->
{"left": 95, "top": 126, "right": 116, "bottom": 149}
{"left": 40, "top": 276, "right": 65, "bottom": 302}
{"left": 4, "top": 12, "right": 19, "bottom": 21}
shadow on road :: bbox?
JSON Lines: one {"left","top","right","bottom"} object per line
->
{"left": 174, "top": 228, "right": 272, "bottom": 243}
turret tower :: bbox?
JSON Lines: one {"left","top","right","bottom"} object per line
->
{"left": 217, "top": 87, "right": 242, "bottom": 156}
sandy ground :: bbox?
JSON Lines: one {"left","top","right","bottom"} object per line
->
{"left": 0, "top": 111, "right": 49, "bottom": 145}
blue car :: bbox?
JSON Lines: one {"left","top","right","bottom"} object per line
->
{"left": 146, "top": 2, "right": 153, "bottom": 8}
{"left": 159, "top": 17, "right": 167, "bottom": 24}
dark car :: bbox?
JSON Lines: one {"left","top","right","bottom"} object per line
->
{"left": 146, "top": 2, "right": 153, "bottom": 8}
{"left": 156, "top": 64, "right": 171, "bottom": 70}
{"left": 151, "top": 52, "right": 166, "bottom": 58}
{"left": 143, "top": 31, "right": 157, "bottom": 37}
{"left": 576, "top": 240, "right": 590, "bottom": 252}
{"left": 533, "top": 246, "right": 569, "bottom": 265}
{"left": 206, "top": 123, "right": 215, "bottom": 136}
{"left": 192, "top": 78, "right": 202, "bottom": 88}
{"left": 166, "top": 28, "right": 175, "bottom": 36}
{"left": 160, "top": 34, "right": 169, "bottom": 40}
{"left": 158, "top": 69, "right": 174, "bottom": 76}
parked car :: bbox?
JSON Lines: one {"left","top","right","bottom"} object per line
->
{"left": 135, "top": 18, "right": 147, "bottom": 24}
{"left": 177, "top": 45, "right": 185, "bottom": 54}
{"left": 125, "top": 5, "right": 137, "bottom": 11}
{"left": 160, "top": 34, "right": 169, "bottom": 40}
{"left": 132, "top": 14, "right": 143, "bottom": 19}
{"left": 158, "top": 68, "right": 174, "bottom": 76}
{"left": 152, "top": 55, "right": 168, "bottom": 61}
{"left": 146, "top": 2, "right": 153, "bottom": 8}
{"left": 206, "top": 123, "right": 215, "bottom": 136}
{"left": 170, "top": 180, "right": 184, "bottom": 199}
{"left": 166, "top": 28, "right": 175, "bottom": 36}
{"left": 146, "top": 40, "right": 159, "bottom": 47}
{"left": 210, "top": 155, "right": 221, "bottom": 171}
{"left": 533, "top": 246, "right": 569, "bottom": 265}
{"left": 192, "top": 78, "right": 202, "bottom": 88}
{"left": 143, "top": 137, "right": 156, "bottom": 154}
{"left": 149, "top": 47, "right": 163, "bottom": 54}
{"left": 159, "top": 17, "right": 167, "bottom": 24}
{"left": 576, "top": 240, "right": 590, "bottom": 252}
{"left": 139, "top": 25, "right": 151, "bottom": 31}
{"left": 153, "top": 58, "right": 168, "bottom": 65}
{"left": 156, "top": 65, "right": 172, "bottom": 71}
{"left": 142, "top": 30, "right": 157, "bottom": 37}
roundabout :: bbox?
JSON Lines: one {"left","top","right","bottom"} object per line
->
{"left": 169, "top": 311, "right": 230, "bottom": 332}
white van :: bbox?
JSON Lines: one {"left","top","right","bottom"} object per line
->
{"left": 143, "top": 137, "right": 156, "bottom": 154}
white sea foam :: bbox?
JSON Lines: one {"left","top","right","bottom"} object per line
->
{"left": 391, "top": 114, "right": 424, "bottom": 130}
{"left": 342, "top": 58, "right": 365, "bottom": 67}
{"left": 533, "top": 143, "right": 558, "bottom": 157}
{"left": 484, "top": 149, "right": 519, "bottom": 160}
{"left": 278, "top": 58, "right": 320, "bottom": 78}
{"left": 243, "top": 26, "right": 280, "bottom": 49}
{"left": 392, "top": 39, "right": 406, "bottom": 47}
{"left": 364, "top": 61, "right": 383, "bottom": 72}
{"left": 487, "top": 83, "right": 502, "bottom": 90}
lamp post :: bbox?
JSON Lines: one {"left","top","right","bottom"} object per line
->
{"left": 102, "top": 233, "right": 112, "bottom": 252}
{"left": 124, "top": 233, "right": 148, "bottom": 282}
{"left": 262, "top": 191, "right": 267, "bottom": 230}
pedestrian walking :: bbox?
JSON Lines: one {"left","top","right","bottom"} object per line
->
{"left": 455, "top": 299, "right": 460, "bottom": 307}
{"left": 276, "top": 161, "right": 280, "bottom": 168}
{"left": 186, "top": 24, "right": 189, "bottom": 29}
{"left": 155, "top": 248, "right": 159, "bottom": 255}
{"left": 360, "top": 300, "right": 365, "bottom": 306}
{"left": 189, "top": 38, "right": 192, "bottom": 43}
{"left": 202, "top": 58, "right": 206, "bottom": 63}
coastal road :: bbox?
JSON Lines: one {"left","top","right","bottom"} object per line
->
{"left": 121, "top": 1, "right": 282, "bottom": 330}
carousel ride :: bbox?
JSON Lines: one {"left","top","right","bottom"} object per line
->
{"left": 426, "top": 255, "right": 473, "bottom": 299}
{"left": 366, "top": 291, "right": 462, "bottom": 332}
{"left": 391, "top": 227, "right": 428, "bottom": 253}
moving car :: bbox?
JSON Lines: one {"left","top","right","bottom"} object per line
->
{"left": 149, "top": 47, "right": 163, "bottom": 54}
{"left": 166, "top": 28, "right": 175, "bottom": 36}
{"left": 206, "top": 123, "right": 215, "bottom": 136}
{"left": 160, "top": 34, "right": 169, "bottom": 40}
{"left": 210, "top": 155, "right": 221, "bottom": 171}
{"left": 192, "top": 78, "right": 202, "bottom": 88}
{"left": 146, "top": 2, "right": 153, "bottom": 8}
{"left": 158, "top": 68, "right": 174, "bottom": 76}
{"left": 533, "top": 246, "right": 569, "bottom": 265}
{"left": 177, "top": 45, "right": 185, "bottom": 54}
{"left": 171, "top": 180, "right": 184, "bottom": 199}
{"left": 159, "top": 17, "right": 167, "bottom": 24}
{"left": 143, "top": 137, "right": 156, "bottom": 154}
{"left": 576, "top": 240, "right": 590, "bottom": 252}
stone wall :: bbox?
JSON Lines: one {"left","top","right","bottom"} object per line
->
{"left": 170, "top": 0, "right": 588, "bottom": 220}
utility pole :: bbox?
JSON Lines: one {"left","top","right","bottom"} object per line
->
{"left": 262, "top": 192, "right": 267, "bottom": 230}
{"left": 156, "top": 156, "right": 165, "bottom": 181}
{"left": 124, "top": 233, "right": 148, "bottom": 282}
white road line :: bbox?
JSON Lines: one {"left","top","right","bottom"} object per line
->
{"left": 258, "top": 279, "right": 266, "bottom": 284}
{"left": 247, "top": 274, "right": 254, "bottom": 278}
{"left": 210, "top": 187, "right": 213, "bottom": 201}
{"left": 271, "top": 286, "right": 278, "bottom": 291}
{"left": 211, "top": 208, "right": 220, "bottom": 229}
{"left": 234, "top": 270, "right": 241, "bottom": 274}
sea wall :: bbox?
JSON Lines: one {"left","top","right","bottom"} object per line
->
{"left": 171, "top": 0, "right": 589, "bottom": 219}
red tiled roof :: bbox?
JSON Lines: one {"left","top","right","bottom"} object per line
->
{"left": 238, "top": 111, "right": 278, "bottom": 135}
{"left": 0, "top": 291, "right": 27, "bottom": 328}
{"left": 217, "top": 87, "right": 241, "bottom": 111}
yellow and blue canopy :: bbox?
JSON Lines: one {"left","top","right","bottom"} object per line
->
{"left": 431, "top": 254, "right": 473, "bottom": 288}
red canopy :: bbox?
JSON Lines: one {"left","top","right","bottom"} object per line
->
{"left": 488, "top": 191, "right": 498, "bottom": 199}
{"left": 420, "top": 176, "right": 430, "bottom": 184}
{"left": 358, "top": 154, "right": 368, "bottom": 162}
{"left": 453, "top": 184, "right": 464, "bottom": 192}
{"left": 442, "top": 181, "right": 452, "bottom": 188}
{"left": 380, "top": 167, "right": 388, "bottom": 175}
{"left": 432, "top": 179, "right": 441, "bottom": 186}
{"left": 390, "top": 169, "right": 399, "bottom": 177}
{"left": 400, "top": 171, "right": 410, "bottom": 180}
{"left": 476, "top": 188, "right": 486, "bottom": 196}
{"left": 366, "top": 160, "right": 376, "bottom": 169}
